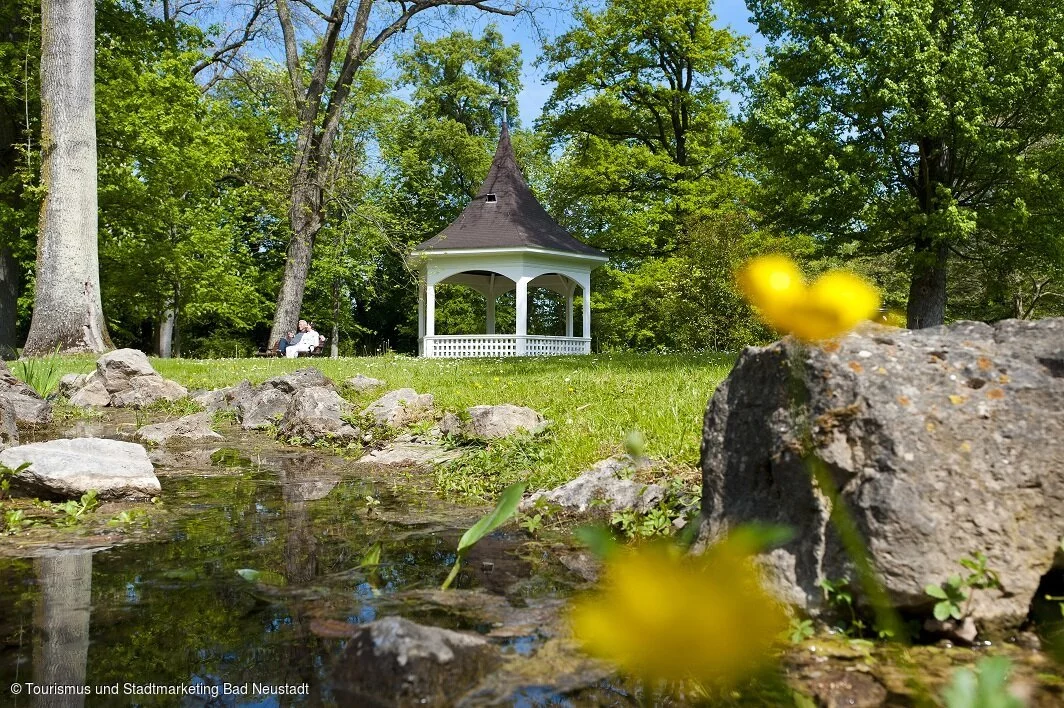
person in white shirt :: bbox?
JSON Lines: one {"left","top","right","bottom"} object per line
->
{"left": 284, "top": 320, "right": 321, "bottom": 358}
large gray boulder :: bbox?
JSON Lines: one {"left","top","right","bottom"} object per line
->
{"left": 263, "top": 367, "right": 333, "bottom": 393}
{"left": 0, "top": 437, "right": 160, "bottom": 500}
{"left": 109, "top": 375, "right": 187, "bottom": 408}
{"left": 192, "top": 379, "right": 254, "bottom": 413}
{"left": 67, "top": 375, "right": 111, "bottom": 408}
{"left": 97, "top": 348, "right": 156, "bottom": 392}
{"left": 239, "top": 388, "right": 290, "bottom": 430}
{"left": 699, "top": 319, "right": 1064, "bottom": 630}
{"left": 331, "top": 616, "right": 500, "bottom": 707}
{"left": 441, "top": 404, "right": 547, "bottom": 440}
{"left": 0, "top": 396, "right": 17, "bottom": 450}
{"left": 523, "top": 455, "right": 664, "bottom": 514}
{"left": 65, "top": 349, "right": 188, "bottom": 408}
{"left": 0, "top": 360, "right": 52, "bottom": 425}
{"left": 363, "top": 388, "right": 434, "bottom": 427}
{"left": 136, "top": 412, "right": 224, "bottom": 445}
{"left": 359, "top": 442, "right": 461, "bottom": 467}
{"left": 279, "top": 387, "right": 359, "bottom": 443}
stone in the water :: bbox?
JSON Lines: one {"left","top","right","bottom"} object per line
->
{"left": 331, "top": 616, "right": 500, "bottom": 707}
{"left": 110, "top": 375, "right": 187, "bottom": 408}
{"left": 65, "top": 350, "right": 188, "bottom": 408}
{"left": 523, "top": 455, "right": 664, "bottom": 514}
{"left": 345, "top": 374, "right": 385, "bottom": 392}
{"left": 136, "top": 412, "right": 224, "bottom": 445}
{"left": 699, "top": 318, "right": 1064, "bottom": 630}
{"left": 0, "top": 396, "right": 17, "bottom": 450}
{"left": 0, "top": 360, "right": 52, "bottom": 425}
{"left": 0, "top": 437, "right": 160, "bottom": 500}
{"left": 279, "top": 387, "right": 359, "bottom": 443}
{"left": 67, "top": 375, "right": 111, "bottom": 408}
{"left": 193, "top": 380, "right": 254, "bottom": 413}
{"left": 363, "top": 388, "right": 434, "bottom": 427}
{"left": 359, "top": 442, "right": 460, "bottom": 467}
{"left": 239, "top": 388, "right": 290, "bottom": 430}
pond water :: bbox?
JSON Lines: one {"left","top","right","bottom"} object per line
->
{"left": 0, "top": 433, "right": 589, "bottom": 706}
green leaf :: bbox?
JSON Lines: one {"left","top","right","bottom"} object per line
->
{"left": 933, "top": 601, "right": 953, "bottom": 622}
{"left": 455, "top": 481, "right": 525, "bottom": 556}
{"left": 236, "top": 568, "right": 286, "bottom": 587}
{"left": 925, "top": 584, "right": 949, "bottom": 600}
{"left": 574, "top": 524, "right": 619, "bottom": 560}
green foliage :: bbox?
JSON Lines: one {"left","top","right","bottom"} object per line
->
{"left": 441, "top": 481, "right": 525, "bottom": 590}
{"left": 12, "top": 345, "right": 62, "bottom": 397}
{"left": 0, "top": 461, "right": 29, "bottom": 499}
{"left": 787, "top": 618, "right": 815, "bottom": 645}
{"left": 818, "top": 578, "right": 861, "bottom": 633}
{"left": 942, "top": 657, "right": 1024, "bottom": 708}
{"left": 108, "top": 508, "right": 149, "bottom": 527}
{"left": 39, "top": 490, "right": 100, "bottom": 526}
{"left": 925, "top": 552, "right": 1005, "bottom": 621}
{"left": 926, "top": 575, "right": 969, "bottom": 622}
{"left": 746, "top": 0, "right": 1064, "bottom": 323}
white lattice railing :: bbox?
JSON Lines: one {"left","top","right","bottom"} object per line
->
{"left": 423, "top": 335, "right": 591, "bottom": 358}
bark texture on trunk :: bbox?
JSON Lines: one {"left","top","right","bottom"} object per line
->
{"left": 23, "top": 0, "right": 112, "bottom": 356}
{"left": 906, "top": 239, "right": 948, "bottom": 329}
{"left": 0, "top": 247, "right": 19, "bottom": 358}
{"left": 269, "top": 186, "right": 320, "bottom": 346}
{"left": 156, "top": 306, "right": 175, "bottom": 358}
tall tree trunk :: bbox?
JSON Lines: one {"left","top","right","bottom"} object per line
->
{"left": 0, "top": 247, "right": 19, "bottom": 358}
{"left": 269, "top": 185, "right": 321, "bottom": 345}
{"left": 330, "top": 277, "right": 340, "bottom": 358}
{"left": 156, "top": 305, "right": 175, "bottom": 358}
{"left": 23, "top": 0, "right": 111, "bottom": 355}
{"left": 906, "top": 238, "right": 948, "bottom": 329}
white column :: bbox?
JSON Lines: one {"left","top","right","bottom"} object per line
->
{"left": 425, "top": 282, "right": 436, "bottom": 357}
{"left": 515, "top": 276, "right": 530, "bottom": 355}
{"left": 417, "top": 280, "right": 426, "bottom": 355}
{"left": 565, "top": 283, "right": 574, "bottom": 338}
{"left": 486, "top": 278, "right": 496, "bottom": 335}
{"left": 582, "top": 280, "right": 591, "bottom": 348}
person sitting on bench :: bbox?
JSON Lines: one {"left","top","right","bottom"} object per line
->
{"left": 276, "top": 320, "right": 319, "bottom": 357}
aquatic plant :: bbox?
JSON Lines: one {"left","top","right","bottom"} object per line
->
{"left": 441, "top": 481, "right": 525, "bottom": 590}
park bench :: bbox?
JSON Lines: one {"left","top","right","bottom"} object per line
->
{"left": 256, "top": 336, "right": 327, "bottom": 358}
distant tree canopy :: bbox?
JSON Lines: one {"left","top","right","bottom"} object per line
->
{"left": 0, "top": 0, "right": 1061, "bottom": 358}
{"left": 745, "top": 0, "right": 1064, "bottom": 328}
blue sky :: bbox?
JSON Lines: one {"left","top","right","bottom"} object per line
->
{"left": 248, "top": 1, "right": 765, "bottom": 120}
{"left": 487, "top": 0, "right": 765, "bottom": 122}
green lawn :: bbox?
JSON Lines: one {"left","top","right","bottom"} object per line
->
{"left": 33, "top": 352, "right": 736, "bottom": 494}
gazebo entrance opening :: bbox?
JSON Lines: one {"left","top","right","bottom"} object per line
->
{"left": 418, "top": 269, "right": 591, "bottom": 358}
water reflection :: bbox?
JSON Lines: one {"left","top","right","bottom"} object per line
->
{"left": 33, "top": 550, "right": 92, "bottom": 708}
{"left": 0, "top": 451, "right": 530, "bottom": 704}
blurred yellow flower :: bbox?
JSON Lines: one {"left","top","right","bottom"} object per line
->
{"left": 569, "top": 536, "right": 787, "bottom": 685}
{"left": 738, "top": 255, "right": 881, "bottom": 341}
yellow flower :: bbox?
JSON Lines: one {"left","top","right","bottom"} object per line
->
{"left": 738, "top": 255, "right": 880, "bottom": 341}
{"left": 569, "top": 536, "right": 787, "bottom": 685}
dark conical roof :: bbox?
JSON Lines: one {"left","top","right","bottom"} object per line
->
{"left": 413, "top": 124, "right": 606, "bottom": 258}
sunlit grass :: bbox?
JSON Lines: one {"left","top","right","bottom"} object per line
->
{"left": 17, "top": 351, "right": 735, "bottom": 490}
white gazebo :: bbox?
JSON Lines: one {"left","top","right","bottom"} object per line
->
{"left": 410, "top": 122, "right": 608, "bottom": 358}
